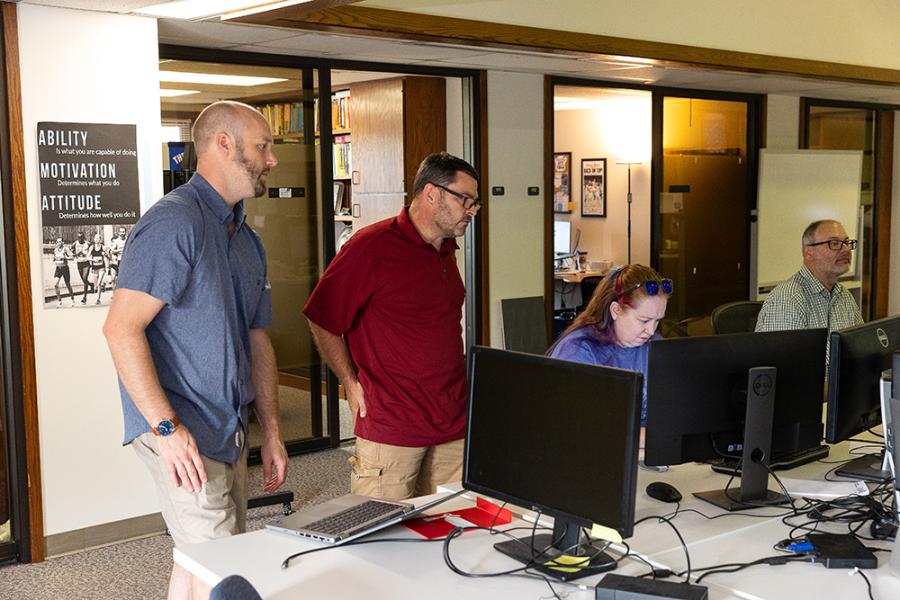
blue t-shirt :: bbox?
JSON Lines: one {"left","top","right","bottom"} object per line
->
{"left": 117, "top": 174, "right": 272, "bottom": 464}
{"left": 548, "top": 325, "right": 658, "bottom": 425}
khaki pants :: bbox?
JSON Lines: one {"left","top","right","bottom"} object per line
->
{"left": 349, "top": 437, "right": 464, "bottom": 500}
{"left": 132, "top": 432, "right": 248, "bottom": 547}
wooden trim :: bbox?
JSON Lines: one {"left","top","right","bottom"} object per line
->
{"left": 236, "top": 5, "right": 900, "bottom": 87}
{"left": 2, "top": 1, "right": 43, "bottom": 563}
{"left": 875, "top": 110, "right": 893, "bottom": 319}
{"left": 478, "top": 70, "right": 490, "bottom": 344}
{"left": 543, "top": 75, "right": 554, "bottom": 342}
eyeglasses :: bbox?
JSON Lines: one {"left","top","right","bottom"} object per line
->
{"left": 431, "top": 182, "right": 482, "bottom": 211}
{"left": 617, "top": 278, "right": 674, "bottom": 299}
{"left": 805, "top": 238, "right": 858, "bottom": 251}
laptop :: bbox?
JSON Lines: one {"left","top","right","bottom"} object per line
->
{"left": 266, "top": 490, "right": 464, "bottom": 544}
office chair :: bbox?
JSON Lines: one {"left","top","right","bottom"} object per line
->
{"left": 210, "top": 575, "right": 262, "bottom": 600}
{"left": 710, "top": 301, "right": 764, "bottom": 334}
{"left": 501, "top": 296, "right": 549, "bottom": 354}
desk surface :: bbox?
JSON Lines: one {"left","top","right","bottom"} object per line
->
{"left": 176, "top": 440, "right": 900, "bottom": 599}
{"left": 553, "top": 270, "right": 606, "bottom": 283}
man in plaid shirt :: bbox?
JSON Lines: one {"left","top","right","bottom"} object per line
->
{"left": 756, "top": 219, "right": 863, "bottom": 363}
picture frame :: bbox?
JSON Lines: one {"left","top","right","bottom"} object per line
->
{"left": 581, "top": 158, "right": 607, "bottom": 218}
{"left": 553, "top": 152, "right": 572, "bottom": 213}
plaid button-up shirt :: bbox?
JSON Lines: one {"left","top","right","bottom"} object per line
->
{"left": 755, "top": 265, "right": 863, "bottom": 364}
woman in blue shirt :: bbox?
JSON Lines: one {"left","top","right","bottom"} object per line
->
{"left": 548, "top": 264, "right": 672, "bottom": 426}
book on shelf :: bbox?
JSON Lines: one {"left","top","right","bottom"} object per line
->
{"left": 314, "top": 91, "right": 351, "bottom": 135}
{"left": 333, "top": 134, "right": 351, "bottom": 178}
{"left": 258, "top": 102, "right": 303, "bottom": 136}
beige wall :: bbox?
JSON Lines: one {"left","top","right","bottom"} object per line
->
{"left": 486, "top": 71, "right": 545, "bottom": 346}
{"left": 364, "top": 0, "right": 900, "bottom": 71}
{"left": 553, "top": 95, "right": 652, "bottom": 267}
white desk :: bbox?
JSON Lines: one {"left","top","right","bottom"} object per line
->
{"left": 176, "top": 441, "right": 900, "bottom": 599}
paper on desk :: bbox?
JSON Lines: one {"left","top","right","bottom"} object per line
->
{"left": 779, "top": 477, "right": 869, "bottom": 500}
{"left": 588, "top": 524, "right": 623, "bottom": 544}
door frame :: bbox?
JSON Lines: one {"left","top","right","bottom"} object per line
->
{"left": 651, "top": 87, "right": 763, "bottom": 311}
{"left": 799, "top": 97, "right": 897, "bottom": 320}
{"left": 544, "top": 76, "right": 763, "bottom": 325}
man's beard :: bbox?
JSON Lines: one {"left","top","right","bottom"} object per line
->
{"left": 235, "top": 142, "right": 267, "bottom": 198}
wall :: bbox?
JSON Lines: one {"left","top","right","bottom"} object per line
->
{"left": 18, "top": 5, "right": 163, "bottom": 536}
{"left": 554, "top": 97, "right": 652, "bottom": 267}
{"left": 486, "top": 72, "right": 544, "bottom": 346}
{"left": 765, "top": 95, "right": 800, "bottom": 151}
{"left": 364, "top": 0, "right": 900, "bottom": 71}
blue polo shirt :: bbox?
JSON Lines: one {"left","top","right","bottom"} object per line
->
{"left": 117, "top": 174, "right": 272, "bottom": 464}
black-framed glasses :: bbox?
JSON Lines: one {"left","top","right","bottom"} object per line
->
{"left": 618, "top": 278, "right": 674, "bottom": 299}
{"left": 431, "top": 182, "right": 482, "bottom": 211}
{"left": 805, "top": 238, "right": 857, "bottom": 251}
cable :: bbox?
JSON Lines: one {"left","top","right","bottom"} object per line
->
{"left": 635, "top": 514, "right": 691, "bottom": 582}
{"left": 852, "top": 567, "right": 875, "bottom": 600}
{"left": 281, "top": 536, "right": 444, "bottom": 569}
{"left": 692, "top": 555, "right": 808, "bottom": 583}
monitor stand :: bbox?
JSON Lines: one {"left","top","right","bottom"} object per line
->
{"left": 494, "top": 516, "right": 617, "bottom": 582}
{"left": 694, "top": 366, "right": 791, "bottom": 512}
{"left": 835, "top": 373, "right": 894, "bottom": 483}
{"left": 888, "top": 365, "right": 900, "bottom": 575}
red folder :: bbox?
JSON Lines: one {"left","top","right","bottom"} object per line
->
{"left": 402, "top": 496, "right": 513, "bottom": 539}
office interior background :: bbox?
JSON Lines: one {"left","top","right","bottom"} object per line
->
{"left": 0, "top": 0, "right": 899, "bottom": 583}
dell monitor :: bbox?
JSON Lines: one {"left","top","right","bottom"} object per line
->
{"left": 644, "top": 329, "right": 827, "bottom": 511}
{"left": 825, "top": 315, "right": 900, "bottom": 481}
{"left": 464, "top": 346, "right": 642, "bottom": 581}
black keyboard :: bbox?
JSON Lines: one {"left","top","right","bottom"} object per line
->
{"left": 708, "top": 444, "right": 830, "bottom": 475}
{"left": 305, "top": 500, "right": 404, "bottom": 536}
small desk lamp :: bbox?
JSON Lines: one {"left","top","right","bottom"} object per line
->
{"left": 615, "top": 159, "right": 643, "bottom": 264}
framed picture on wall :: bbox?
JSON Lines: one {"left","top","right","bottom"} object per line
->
{"left": 553, "top": 152, "right": 572, "bottom": 213}
{"left": 581, "top": 158, "right": 607, "bottom": 217}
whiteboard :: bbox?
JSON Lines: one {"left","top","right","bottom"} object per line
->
{"left": 757, "top": 149, "right": 862, "bottom": 288}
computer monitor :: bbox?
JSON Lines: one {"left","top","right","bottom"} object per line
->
{"left": 553, "top": 219, "right": 571, "bottom": 255}
{"left": 644, "top": 329, "right": 827, "bottom": 510}
{"left": 464, "top": 346, "right": 642, "bottom": 581}
{"left": 825, "top": 315, "right": 900, "bottom": 481}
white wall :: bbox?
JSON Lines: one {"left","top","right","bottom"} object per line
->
{"left": 365, "top": 0, "right": 900, "bottom": 71}
{"left": 18, "top": 4, "right": 163, "bottom": 536}
{"left": 486, "top": 72, "right": 544, "bottom": 346}
{"left": 554, "top": 96, "right": 652, "bottom": 267}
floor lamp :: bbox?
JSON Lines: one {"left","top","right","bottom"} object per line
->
{"left": 616, "top": 160, "right": 642, "bottom": 264}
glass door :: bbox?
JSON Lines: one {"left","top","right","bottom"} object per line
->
{"left": 803, "top": 104, "right": 876, "bottom": 318}
{"left": 160, "top": 60, "right": 333, "bottom": 455}
{"left": 656, "top": 95, "right": 753, "bottom": 322}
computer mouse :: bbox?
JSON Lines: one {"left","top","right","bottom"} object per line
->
{"left": 645, "top": 481, "right": 682, "bottom": 503}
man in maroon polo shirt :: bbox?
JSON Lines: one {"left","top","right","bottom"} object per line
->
{"left": 304, "top": 152, "right": 479, "bottom": 500}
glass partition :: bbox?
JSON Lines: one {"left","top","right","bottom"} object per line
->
{"left": 805, "top": 104, "right": 876, "bottom": 317}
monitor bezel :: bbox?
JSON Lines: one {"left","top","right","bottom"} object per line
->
{"left": 462, "top": 346, "right": 643, "bottom": 540}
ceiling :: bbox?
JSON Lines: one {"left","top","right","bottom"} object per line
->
{"left": 19, "top": 1, "right": 900, "bottom": 105}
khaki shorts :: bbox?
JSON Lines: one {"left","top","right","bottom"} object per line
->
{"left": 132, "top": 432, "right": 248, "bottom": 547}
{"left": 349, "top": 437, "right": 464, "bottom": 500}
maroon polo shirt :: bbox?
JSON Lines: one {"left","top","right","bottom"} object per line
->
{"left": 303, "top": 207, "right": 467, "bottom": 447}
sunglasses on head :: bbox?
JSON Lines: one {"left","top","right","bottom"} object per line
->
{"left": 617, "top": 278, "right": 674, "bottom": 299}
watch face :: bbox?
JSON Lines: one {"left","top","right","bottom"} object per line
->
{"left": 157, "top": 419, "right": 175, "bottom": 436}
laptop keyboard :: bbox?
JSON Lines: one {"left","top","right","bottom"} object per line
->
{"left": 305, "top": 500, "right": 403, "bottom": 536}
